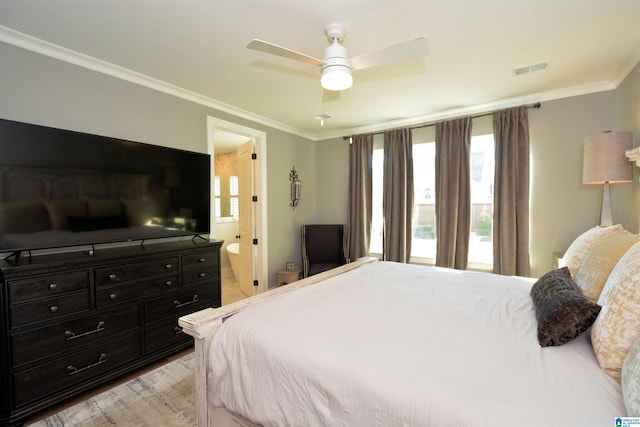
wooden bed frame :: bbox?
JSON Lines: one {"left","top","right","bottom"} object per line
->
{"left": 178, "top": 257, "right": 378, "bottom": 426}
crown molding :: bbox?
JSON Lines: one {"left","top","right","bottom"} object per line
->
{"left": 0, "top": 25, "right": 317, "bottom": 141}
{"left": 314, "top": 80, "right": 616, "bottom": 140}
{"left": 0, "top": 25, "right": 621, "bottom": 143}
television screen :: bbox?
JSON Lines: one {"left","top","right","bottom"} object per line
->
{"left": 0, "top": 118, "right": 211, "bottom": 256}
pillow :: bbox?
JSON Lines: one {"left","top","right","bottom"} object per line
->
{"left": 622, "top": 335, "right": 640, "bottom": 416}
{"left": 67, "top": 215, "right": 128, "bottom": 232}
{"left": 46, "top": 199, "right": 87, "bottom": 230}
{"left": 0, "top": 200, "right": 51, "bottom": 233}
{"left": 591, "top": 241, "right": 640, "bottom": 381}
{"left": 561, "top": 225, "right": 624, "bottom": 277}
{"left": 87, "top": 198, "right": 123, "bottom": 217}
{"left": 574, "top": 230, "right": 640, "bottom": 302}
{"left": 530, "top": 267, "right": 601, "bottom": 347}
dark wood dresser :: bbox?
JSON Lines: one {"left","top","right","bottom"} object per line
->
{"left": 0, "top": 239, "right": 222, "bottom": 426}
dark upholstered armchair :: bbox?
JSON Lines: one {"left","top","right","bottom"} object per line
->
{"left": 301, "top": 224, "right": 349, "bottom": 277}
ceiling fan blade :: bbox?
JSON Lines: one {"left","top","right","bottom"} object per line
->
{"left": 247, "top": 39, "right": 324, "bottom": 67}
{"left": 350, "top": 37, "right": 428, "bottom": 71}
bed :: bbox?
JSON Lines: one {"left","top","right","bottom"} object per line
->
{"left": 179, "top": 225, "right": 640, "bottom": 426}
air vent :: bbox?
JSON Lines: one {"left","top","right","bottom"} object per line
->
{"left": 513, "top": 62, "right": 549, "bottom": 76}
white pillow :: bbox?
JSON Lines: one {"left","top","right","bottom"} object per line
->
{"left": 591, "top": 240, "right": 640, "bottom": 381}
{"left": 574, "top": 230, "right": 639, "bottom": 302}
{"left": 623, "top": 335, "right": 640, "bottom": 416}
{"left": 561, "top": 225, "right": 624, "bottom": 277}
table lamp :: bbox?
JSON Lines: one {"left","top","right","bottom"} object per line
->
{"left": 583, "top": 131, "right": 633, "bottom": 226}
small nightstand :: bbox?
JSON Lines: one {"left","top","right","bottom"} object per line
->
{"left": 277, "top": 269, "right": 301, "bottom": 286}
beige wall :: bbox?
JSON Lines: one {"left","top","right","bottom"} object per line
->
{"left": 614, "top": 61, "right": 640, "bottom": 234}
{"left": 0, "top": 41, "right": 315, "bottom": 287}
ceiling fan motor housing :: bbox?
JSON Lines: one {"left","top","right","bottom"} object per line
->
{"left": 321, "top": 43, "right": 353, "bottom": 91}
{"left": 323, "top": 44, "right": 352, "bottom": 71}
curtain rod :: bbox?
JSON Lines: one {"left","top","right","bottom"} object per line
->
{"left": 343, "top": 102, "right": 541, "bottom": 140}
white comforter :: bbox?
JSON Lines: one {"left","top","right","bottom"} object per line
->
{"left": 208, "top": 262, "right": 624, "bottom": 426}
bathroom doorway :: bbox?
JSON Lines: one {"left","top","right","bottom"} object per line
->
{"left": 207, "top": 117, "right": 268, "bottom": 305}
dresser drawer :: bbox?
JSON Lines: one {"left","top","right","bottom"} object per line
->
{"left": 10, "top": 291, "right": 90, "bottom": 328}
{"left": 95, "top": 257, "right": 178, "bottom": 286}
{"left": 145, "top": 285, "right": 218, "bottom": 324}
{"left": 145, "top": 317, "right": 192, "bottom": 354}
{"left": 182, "top": 251, "right": 218, "bottom": 270}
{"left": 11, "top": 304, "right": 141, "bottom": 367}
{"left": 95, "top": 274, "right": 178, "bottom": 308}
{"left": 9, "top": 271, "right": 89, "bottom": 304}
{"left": 182, "top": 268, "right": 218, "bottom": 287}
{"left": 13, "top": 332, "right": 142, "bottom": 405}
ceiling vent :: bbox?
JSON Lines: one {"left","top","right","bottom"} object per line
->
{"left": 513, "top": 62, "right": 549, "bottom": 76}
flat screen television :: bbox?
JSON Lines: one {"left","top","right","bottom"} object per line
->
{"left": 0, "top": 118, "right": 211, "bottom": 259}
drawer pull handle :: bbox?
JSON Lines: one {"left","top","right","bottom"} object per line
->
{"left": 50, "top": 305, "right": 59, "bottom": 313}
{"left": 166, "top": 280, "right": 173, "bottom": 286}
{"left": 199, "top": 272, "right": 206, "bottom": 278}
{"left": 199, "top": 258, "right": 206, "bottom": 263}
{"left": 174, "top": 294, "right": 199, "bottom": 308}
{"left": 65, "top": 321, "right": 105, "bottom": 341}
{"left": 165, "top": 264, "right": 172, "bottom": 269}
{"left": 109, "top": 274, "right": 117, "bottom": 280}
{"left": 174, "top": 326, "right": 183, "bottom": 335}
{"left": 109, "top": 293, "right": 117, "bottom": 300}
{"left": 67, "top": 353, "right": 107, "bottom": 376}
{"left": 49, "top": 283, "right": 58, "bottom": 290}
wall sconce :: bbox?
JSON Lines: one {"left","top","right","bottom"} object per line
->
{"left": 289, "top": 166, "right": 301, "bottom": 209}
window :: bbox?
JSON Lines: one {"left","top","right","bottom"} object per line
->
{"left": 410, "top": 142, "right": 437, "bottom": 262}
{"left": 370, "top": 148, "right": 384, "bottom": 254}
{"left": 214, "top": 175, "right": 239, "bottom": 219}
{"left": 468, "top": 134, "right": 494, "bottom": 268}
{"left": 230, "top": 176, "right": 239, "bottom": 218}
{"left": 370, "top": 133, "right": 495, "bottom": 269}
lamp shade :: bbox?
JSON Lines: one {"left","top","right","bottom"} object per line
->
{"left": 583, "top": 131, "right": 633, "bottom": 184}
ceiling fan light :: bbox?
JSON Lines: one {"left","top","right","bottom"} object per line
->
{"left": 321, "top": 65, "right": 352, "bottom": 91}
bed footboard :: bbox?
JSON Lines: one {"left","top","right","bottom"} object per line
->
{"left": 178, "top": 256, "right": 377, "bottom": 426}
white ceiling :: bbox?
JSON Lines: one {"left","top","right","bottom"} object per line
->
{"left": 1, "top": 0, "right": 639, "bottom": 141}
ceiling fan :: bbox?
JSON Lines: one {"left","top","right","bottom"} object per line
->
{"left": 247, "top": 23, "right": 428, "bottom": 91}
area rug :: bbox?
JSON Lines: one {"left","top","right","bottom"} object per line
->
{"left": 29, "top": 352, "right": 196, "bottom": 426}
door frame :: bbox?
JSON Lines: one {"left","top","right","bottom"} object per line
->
{"left": 206, "top": 116, "right": 268, "bottom": 294}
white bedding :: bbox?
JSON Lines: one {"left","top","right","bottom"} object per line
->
{"left": 208, "top": 261, "right": 625, "bottom": 426}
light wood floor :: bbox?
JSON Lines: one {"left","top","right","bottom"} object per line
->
{"left": 221, "top": 277, "right": 249, "bottom": 305}
{"left": 22, "top": 277, "right": 248, "bottom": 425}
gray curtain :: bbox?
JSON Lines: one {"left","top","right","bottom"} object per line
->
{"left": 435, "top": 117, "right": 472, "bottom": 269}
{"left": 493, "top": 106, "right": 530, "bottom": 276}
{"left": 383, "top": 128, "right": 413, "bottom": 263}
{"left": 347, "top": 134, "right": 373, "bottom": 261}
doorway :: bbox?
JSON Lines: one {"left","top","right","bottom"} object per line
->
{"left": 206, "top": 117, "right": 268, "bottom": 304}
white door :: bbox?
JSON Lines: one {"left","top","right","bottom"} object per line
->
{"left": 237, "top": 139, "right": 256, "bottom": 296}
